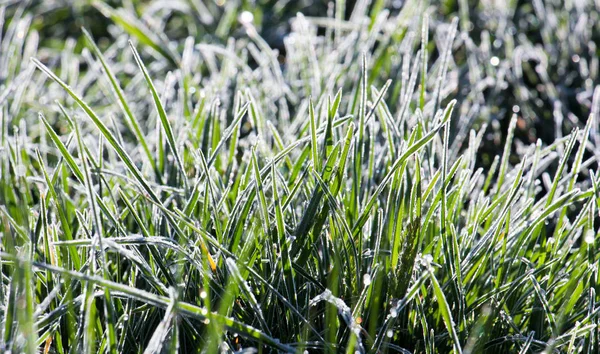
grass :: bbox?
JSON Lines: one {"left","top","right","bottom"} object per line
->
{"left": 1, "top": 0, "right": 600, "bottom": 353}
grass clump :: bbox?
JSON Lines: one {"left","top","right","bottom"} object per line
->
{"left": 1, "top": 1, "right": 600, "bottom": 353}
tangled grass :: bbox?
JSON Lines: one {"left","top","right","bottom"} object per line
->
{"left": 1, "top": 0, "right": 600, "bottom": 353}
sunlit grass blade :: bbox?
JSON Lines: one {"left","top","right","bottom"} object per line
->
{"left": 81, "top": 28, "right": 158, "bottom": 180}
{"left": 129, "top": 42, "right": 187, "bottom": 189}
{"left": 92, "top": 1, "right": 179, "bottom": 66}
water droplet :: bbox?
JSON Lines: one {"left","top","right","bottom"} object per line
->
{"left": 490, "top": 56, "right": 500, "bottom": 66}
{"left": 239, "top": 11, "right": 254, "bottom": 25}
{"left": 387, "top": 329, "right": 394, "bottom": 338}
{"left": 200, "top": 290, "right": 207, "bottom": 299}
{"left": 512, "top": 105, "right": 520, "bottom": 113}
{"left": 585, "top": 230, "right": 595, "bottom": 244}
{"left": 363, "top": 273, "right": 372, "bottom": 286}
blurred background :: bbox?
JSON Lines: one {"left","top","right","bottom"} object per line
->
{"left": 2, "top": 0, "right": 600, "bottom": 169}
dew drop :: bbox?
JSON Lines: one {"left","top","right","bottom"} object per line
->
{"left": 363, "top": 273, "right": 372, "bottom": 286}
{"left": 585, "top": 230, "right": 595, "bottom": 244}
{"left": 239, "top": 11, "right": 254, "bottom": 25}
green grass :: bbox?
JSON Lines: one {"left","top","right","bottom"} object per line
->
{"left": 1, "top": 0, "right": 600, "bottom": 353}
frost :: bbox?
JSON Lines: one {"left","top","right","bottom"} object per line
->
{"left": 310, "top": 290, "right": 365, "bottom": 353}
